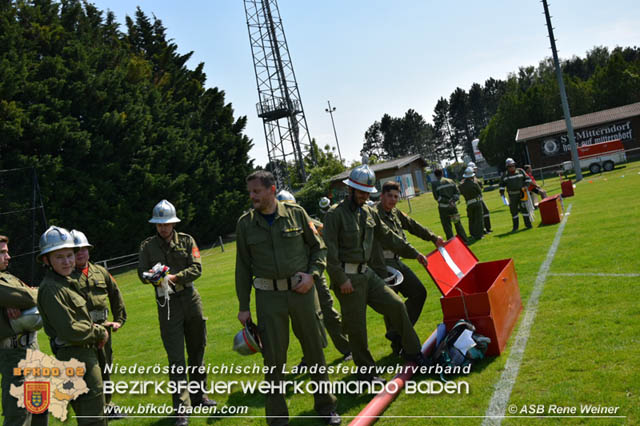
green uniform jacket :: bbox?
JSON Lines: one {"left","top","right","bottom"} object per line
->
{"left": 370, "top": 203, "right": 438, "bottom": 277}
{"left": 235, "top": 201, "right": 326, "bottom": 312}
{"left": 432, "top": 177, "right": 460, "bottom": 205}
{"left": 459, "top": 178, "right": 483, "bottom": 202}
{"left": 0, "top": 272, "right": 38, "bottom": 339}
{"left": 73, "top": 262, "right": 127, "bottom": 325}
{"left": 37, "top": 269, "right": 107, "bottom": 346}
{"left": 499, "top": 168, "right": 531, "bottom": 195}
{"left": 137, "top": 231, "right": 202, "bottom": 290}
{"left": 323, "top": 198, "right": 420, "bottom": 287}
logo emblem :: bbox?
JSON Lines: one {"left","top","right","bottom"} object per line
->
{"left": 25, "top": 382, "right": 50, "bottom": 414}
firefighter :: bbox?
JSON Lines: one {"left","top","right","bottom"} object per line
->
{"left": 137, "top": 200, "right": 215, "bottom": 426}
{"left": 370, "top": 180, "right": 444, "bottom": 355}
{"left": 70, "top": 230, "right": 127, "bottom": 420}
{"left": 323, "top": 165, "right": 431, "bottom": 384}
{"left": 459, "top": 167, "right": 485, "bottom": 240}
{"left": 0, "top": 235, "right": 48, "bottom": 426}
{"left": 432, "top": 168, "right": 469, "bottom": 243}
{"left": 467, "top": 161, "right": 492, "bottom": 233}
{"left": 500, "top": 158, "right": 533, "bottom": 231}
{"left": 275, "top": 190, "right": 351, "bottom": 363}
{"left": 236, "top": 171, "right": 340, "bottom": 426}
{"left": 37, "top": 226, "right": 108, "bottom": 426}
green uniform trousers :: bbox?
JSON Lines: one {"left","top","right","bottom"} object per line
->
{"left": 481, "top": 200, "right": 492, "bottom": 232}
{"left": 316, "top": 275, "right": 350, "bottom": 356}
{"left": 334, "top": 269, "right": 421, "bottom": 376}
{"left": 437, "top": 206, "right": 468, "bottom": 242}
{"left": 96, "top": 329, "right": 113, "bottom": 405}
{"left": 255, "top": 286, "right": 336, "bottom": 426}
{"left": 0, "top": 349, "right": 49, "bottom": 426}
{"left": 157, "top": 287, "right": 207, "bottom": 411}
{"left": 383, "top": 259, "right": 427, "bottom": 339}
{"left": 56, "top": 347, "right": 105, "bottom": 426}
{"left": 508, "top": 195, "right": 529, "bottom": 219}
{"left": 466, "top": 202, "right": 484, "bottom": 240}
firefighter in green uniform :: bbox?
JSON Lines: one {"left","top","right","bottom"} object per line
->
{"left": 369, "top": 181, "right": 444, "bottom": 355}
{"left": 459, "top": 167, "right": 485, "bottom": 241}
{"left": 37, "top": 226, "right": 108, "bottom": 426}
{"left": 468, "top": 162, "right": 492, "bottom": 233}
{"left": 323, "top": 165, "right": 431, "bottom": 383}
{"left": 137, "top": 200, "right": 214, "bottom": 426}
{"left": 432, "top": 168, "right": 469, "bottom": 243}
{"left": 70, "top": 230, "right": 127, "bottom": 420}
{"left": 236, "top": 171, "right": 340, "bottom": 426}
{"left": 276, "top": 191, "right": 351, "bottom": 367}
{"left": 500, "top": 158, "right": 533, "bottom": 231}
{"left": 0, "top": 235, "right": 48, "bottom": 426}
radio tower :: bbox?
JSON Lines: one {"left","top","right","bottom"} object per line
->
{"left": 243, "top": 0, "right": 314, "bottom": 187}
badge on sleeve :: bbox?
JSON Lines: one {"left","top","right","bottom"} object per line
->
{"left": 192, "top": 246, "right": 201, "bottom": 258}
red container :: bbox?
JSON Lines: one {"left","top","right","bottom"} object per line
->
{"left": 425, "top": 237, "right": 523, "bottom": 356}
{"left": 561, "top": 180, "right": 574, "bottom": 197}
{"left": 539, "top": 195, "right": 564, "bottom": 225}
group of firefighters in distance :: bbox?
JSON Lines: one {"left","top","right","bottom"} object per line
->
{"left": 0, "top": 157, "right": 541, "bottom": 426}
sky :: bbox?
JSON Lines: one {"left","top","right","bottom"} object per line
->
{"left": 89, "top": 0, "right": 640, "bottom": 167}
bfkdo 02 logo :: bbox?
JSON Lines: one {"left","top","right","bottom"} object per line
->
{"left": 25, "top": 382, "right": 50, "bottom": 414}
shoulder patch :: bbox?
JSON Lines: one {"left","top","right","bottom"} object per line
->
{"left": 192, "top": 246, "right": 201, "bottom": 258}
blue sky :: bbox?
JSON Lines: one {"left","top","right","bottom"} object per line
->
{"left": 89, "top": 0, "right": 640, "bottom": 166}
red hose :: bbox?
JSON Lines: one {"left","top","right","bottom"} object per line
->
{"left": 348, "top": 329, "right": 438, "bottom": 426}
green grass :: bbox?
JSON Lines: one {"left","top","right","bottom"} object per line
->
{"left": 23, "top": 161, "right": 640, "bottom": 425}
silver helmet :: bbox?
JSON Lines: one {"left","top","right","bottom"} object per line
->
{"left": 463, "top": 167, "right": 475, "bottom": 178}
{"left": 318, "top": 197, "right": 331, "bottom": 211}
{"left": 70, "top": 229, "right": 93, "bottom": 249}
{"left": 38, "top": 226, "right": 76, "bottom": 261}
{"left": 232, "top": 320, "right": 262, "bottom": 356}
{"left": 276, "top": 190, "right": 296, "bottom": 203}
{"left": 383, "top": 266, "right": 404, "bottom": 287}
{"left": 467, "top": 161, "right": 476, "bottom": 169}
{"left": 10, "top": 307, "right": 43, "bottom": 334}
{"left": 149, "top": 200, "right": 181, "bottom": 224}
{"left": 505, "top": 158, "right": 516, "bottom": 167}
{"left": 343, "top": 164, "right": 377, "bottom": 193}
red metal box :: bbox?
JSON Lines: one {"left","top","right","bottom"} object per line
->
{"left": 425, "top": 237, "right": 523, "bottom": 356}
{"left": 561, "top": 180, "right": 574, "bottom": 197}
{"left": 539, "top": 195, "right": 564, "bottom": 225}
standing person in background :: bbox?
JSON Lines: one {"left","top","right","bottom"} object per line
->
{"left": 432, "top": 168, "right": 469, "bottom": 243}
{"left": 459, "top": 167, "right": 485, "bottom": 241}
{"left": 138, "top": 200, "right": 214, "bottom": 426}
{"left": 370, "top": 181, "right": 444, "bottom": 355}
{"left": 38, "top": 226, "right": 108, "bottom": 426}
{"left": 70, "top": 230, "right": 127, "bottom": 421}
{"left": 276, "top": 191, "right": 351, "bottom": 367}
{"left": 467, "top": 162, "right": 492, "bottom": 233}
{"left": 523, "top": 165, "right": 547, "bottom": 205}
{"left": 500, "top": 159, "right": 533, "bottom": 231}
{"left": 0, "top": 235, "right": 48, "bottom": 426}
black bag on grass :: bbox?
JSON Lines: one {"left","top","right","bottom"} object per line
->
{"left": 430, "top": 319, "right": 491, "bottom": 369}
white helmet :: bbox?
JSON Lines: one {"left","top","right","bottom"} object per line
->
{"left": 38, "top": 226, "right": 76, "bottom": 261}
{"left": 343, "top": 164, "right": 377, "bottom": 193}
{"left": 10, "top": 307, "right": 43, "bottom": 333}
{"left": 505, "top": 158, "right": 516, "bottom": 167}
{"left": 463, "top": 167, "right": 475, "bottom": 178}
{"left": 276, "top": 190, "right": 296, "bottom": 203}
{"left": 383, "top": 266, "right": 404, "bottom": 287}
{"left": 467, "top": 161, "right": 476, "bottom": 169}
{"left": 70, "top": 230, "right": 93, "bottom": 249}
{"left": 232, "top": 320, "right": 262, "bottom": 356}
{"left": 149, "top": 200, "right": 181, "bottom": 224}
{"left": 318, "top": 197, "right": 331, "bottom": 211}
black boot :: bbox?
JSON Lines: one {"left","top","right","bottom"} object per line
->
{"left": 484, "top": 216, "right": 492, "bottom": 233}
{"left": 524, "top": 215, "right": 532, "bottom": 229}
{"left": 511, "top": 217, "right": 519, "bottom": 232}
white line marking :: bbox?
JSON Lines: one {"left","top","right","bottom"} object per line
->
{"left": 548, "top": 272, "right": 640, "bottom": 277}
{"left": 482, "top": 204, "right": 572, "bottom": 426}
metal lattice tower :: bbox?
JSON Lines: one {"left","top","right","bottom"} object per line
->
{"left": 243, "top": 0, "right": 314, "bottom": 187}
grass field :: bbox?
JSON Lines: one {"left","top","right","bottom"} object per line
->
{"left": 31, "top": 161, "right": 640, "bottom": 425}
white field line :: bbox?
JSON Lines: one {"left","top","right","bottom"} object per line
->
{"left": 548, "top": 272, "right": 640, "bottom": 277}
{"left": 482, "top": 204, "right": 573, "bottom": 426}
